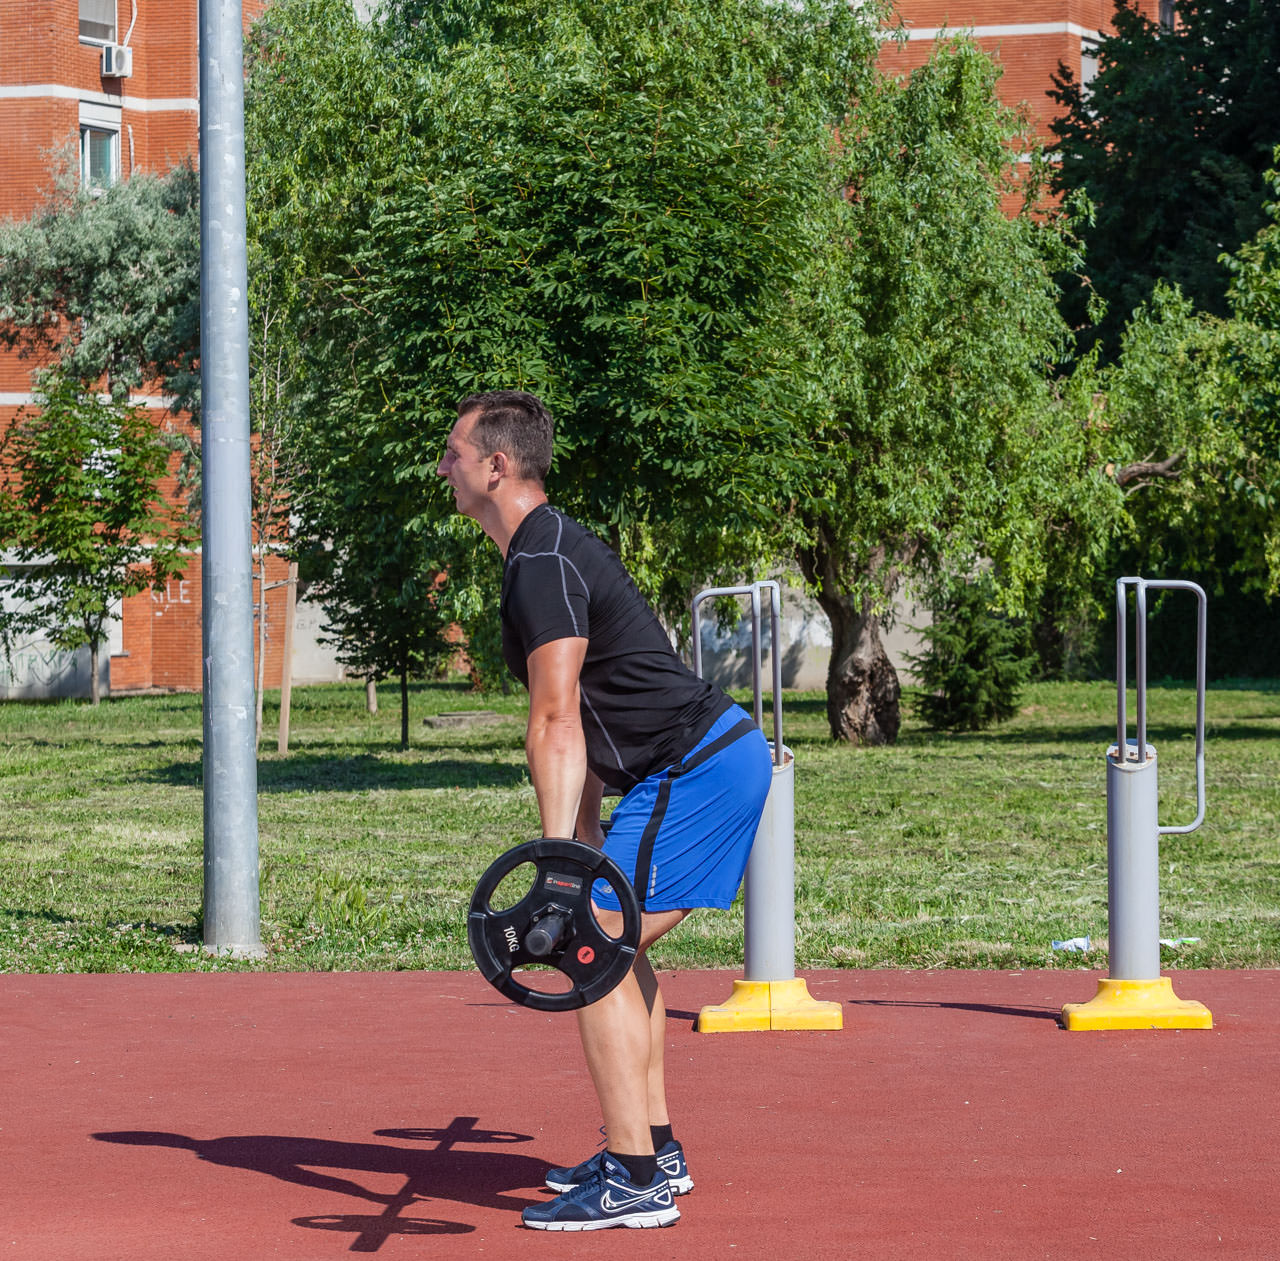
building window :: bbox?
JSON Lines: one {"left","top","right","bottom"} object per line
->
{"left": 80, "top": 126, "right": 119, "bottom": 190}
{"left": 1080, "top": 38, "right": 1100, "bottom": 99}
{"left": 79, "top": 102, "right": 122, "bottom": 191}
{"left": 80, "top": 0, "right": 117, "bottom": 44}
{"left": 1159, "top": 1, "right": 1176, "bottom": 28}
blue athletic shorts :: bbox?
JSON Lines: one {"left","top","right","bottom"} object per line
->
{"left": 593, "top": 704, "right": 774, "bottom": 913}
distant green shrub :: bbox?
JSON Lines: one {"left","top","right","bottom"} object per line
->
{"left": 909, "top": 575, "right": 1033, "bottom": 732}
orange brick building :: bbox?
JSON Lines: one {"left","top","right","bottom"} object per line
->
{"left": 0, "top": 0, "right": 313, "bottom": 700}
{"left": 881, "top": 2, "right": 1169, "bottom": 141}
{"left": 3, "top": 1, "right": 1166, "bottom": 698}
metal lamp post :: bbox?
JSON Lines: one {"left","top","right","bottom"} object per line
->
{"left": 199, "top": 0, "right": 262, "bottom": 957}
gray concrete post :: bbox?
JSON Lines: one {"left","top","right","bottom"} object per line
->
{"left": 743, "top": 745, "right": 796, "bottom": 982}
{"left": 1105, "top": 743, "right": 1162, "bottom": 979}
{"left": 692, "top": 581, "right": 792, "bottom": 980}
{"left": 1062, "top": 577, "right": 1211, "bottom": 1029}
{"left": 692, "top": 582, "right": 841, "bottom": 1030}
{"left": 1106, "top": 577, "right": 1207, "bottom": 980}
{"left": 199, "top": 0, "right": 262, "bottom": 956}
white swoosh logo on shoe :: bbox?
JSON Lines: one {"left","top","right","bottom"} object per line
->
{"left": 600, "top": 1181, "right": 673, "bottom": 1213}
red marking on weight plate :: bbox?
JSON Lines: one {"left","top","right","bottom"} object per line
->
{"left": 577, "top": 946, "right": 596, "bottom": 965}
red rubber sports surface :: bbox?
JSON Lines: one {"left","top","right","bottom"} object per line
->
{"left": 4, "top": 969, "right": 1276, "bottom": 1259}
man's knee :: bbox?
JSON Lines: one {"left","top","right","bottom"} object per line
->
{"left": 592, "top": 905, "right": 689, "bottom": 950}
{"left": 637, "top": 908, "right": 690, "bottom": 950}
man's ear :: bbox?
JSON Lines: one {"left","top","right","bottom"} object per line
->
{"left": 488, "top": 450, "right": 509, "bottom": 482}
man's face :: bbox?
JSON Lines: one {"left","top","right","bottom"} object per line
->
{"left": 437, "top": 410, "right": 493, "bottom": 519}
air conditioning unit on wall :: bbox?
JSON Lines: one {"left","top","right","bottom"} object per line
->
{"left": 101, "top": 44, "right": 133, "bottom": 78}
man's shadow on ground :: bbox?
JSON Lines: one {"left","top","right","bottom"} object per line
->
{"left": 94, "top": 1117, "right": 549, "bottom": 1252}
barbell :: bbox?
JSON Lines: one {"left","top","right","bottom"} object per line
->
{"left": 467, "top": 838, "right": 642, "bottom": 1012}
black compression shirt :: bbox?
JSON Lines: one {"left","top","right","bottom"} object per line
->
{"left": 501, "top": 504, "right": 732, "bottom": 794}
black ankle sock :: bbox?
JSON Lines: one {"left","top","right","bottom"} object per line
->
{"left": 609, "top": 1151, "right": 659, "bottom": 1185}
{"left": 650, "top": 1124, "right": 675, "bottom": 1151}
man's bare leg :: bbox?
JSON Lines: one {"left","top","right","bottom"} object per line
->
{"left": 632, "top": 952, "right": 670, "bottom": 1127}
{"left": 575, "top": 908, "right": 687, "bottom": 1156}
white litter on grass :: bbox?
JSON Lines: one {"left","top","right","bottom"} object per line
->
{"left": 1159, "top": 937, "right": 1202, "bottom": 947}
{"left": 1051, "top": 937, "right": 1090, "bottom": 952}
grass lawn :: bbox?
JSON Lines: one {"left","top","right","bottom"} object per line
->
{"left": 2, "top": 678, "right": 1278, "bottom": 974}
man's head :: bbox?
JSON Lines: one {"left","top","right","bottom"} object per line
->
{"left": 455, "top": 390, "right": 554, "bottom": 485}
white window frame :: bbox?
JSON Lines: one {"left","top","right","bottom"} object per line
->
{"left": 1080, "top": 37, "right": 1100, "bottom": 95}
{"left": 79, "top": 0, "right": 118, "bottom": 46}
{"left": 79, "top": 101, "right": 122, "bottom": 192}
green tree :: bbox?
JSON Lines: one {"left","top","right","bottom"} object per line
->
{"left": 0, "top": 370, "right": 191, "bottom": 704}
{"left": 796, "top": 38, "right": 1113, "bottom": 742}
{"left": 247, "top": 4, "right": 1139, "bottom": 744}
{"left": 0, "top": 152, "right": 317, "bottom": 717}
{"left": 1098, "top": 289, "right": 1270, "bottom": 579}
{"left": 242, "top": 106, "right": 317, "bottom": 746}
{"left": 245, "top": 0, "right": 457, "bottom": 744}
{"left": 248, "top": 0, "right": 875, "bottom": 656}
{"left": 295, "top": 439, "right": 462, "bottom": 750}
{"left": 908, "top": 572, "right": 1032, "bottom": 732}
{"left": 0, "top": 161, "right": 200, "bottom": 405}
{"left": 1026, "top": 155, "right": 1280, "bottom": 675}
{"left": 1031, "top": 277, "right": 1280, "bottom": 676}
{"left": 1050, "top": 0, "right": 1280, "bottom": 358}
{"left": 1221, "top": 155, "right": 1280, "bottom": 465}
{"left": 246, "top": 286, "right": 308, "bottom": 746}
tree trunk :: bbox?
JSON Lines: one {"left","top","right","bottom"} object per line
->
{"left": 276, "top": 561, "right": 297, "bottom": 756}
{"left": 366, "top": 678, "right": 378, "bottom": 714}
{"left": 254, "top": 551, "right": 267, "bottom": 749}
{"left": 90, "top": 640, "right": 101, "bottom": 706}
{"left": 819, "top": 593, "right": 901, "bottom": 745}
{"left": 797, "top": 526, "right": 903, "bottom": 745}
{"left": 399, "top": 664, "right": 409, "bottom": 750}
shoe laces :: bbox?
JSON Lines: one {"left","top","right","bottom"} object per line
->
{"left": 562, "top": 1164, "right": 609, "bottom": 1200}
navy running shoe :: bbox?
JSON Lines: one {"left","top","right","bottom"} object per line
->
{"left": 522, "top": 1153, "right": 680, "bottom": 1231}
{"left": 545, "top": 1139, "right": 694, "bottom": 1196}
{"left": 656, "top": 1140, "right": 695, "bottom": 1195}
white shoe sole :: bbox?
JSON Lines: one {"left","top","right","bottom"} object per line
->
{"left": 523, "top": 1207, "right": 680, "bottom": 1231}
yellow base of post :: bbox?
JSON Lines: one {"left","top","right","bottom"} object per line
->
{"left": 696, "top": 978, "right": 843, "bottom": 1033}
{"left": 1061, "top": 977, "right": 1212, "bottom": 1031}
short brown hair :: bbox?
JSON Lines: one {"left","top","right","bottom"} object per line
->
{"left": 457, "top": 390, "right": 554, "bottom": 484}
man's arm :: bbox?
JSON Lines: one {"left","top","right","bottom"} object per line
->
{"left": 575, "top": 769, "right": 607, "bottom": 849}
{"left": 524, "top": 636, "right": 590, "bottom": 839}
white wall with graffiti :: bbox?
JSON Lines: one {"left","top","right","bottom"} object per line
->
{"left": 0, "top": 578, "right": 117, "bottom": 700}
{"left": 0, "top": 570, "right": 347, "bottom": 702}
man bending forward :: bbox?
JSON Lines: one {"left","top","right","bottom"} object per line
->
{"left": 438, "top": 390, "right": 773, "bottom": 1231}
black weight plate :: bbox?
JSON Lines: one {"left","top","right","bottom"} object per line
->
{"left": 467, "top": 838, "right": 640, "bottom": 1012}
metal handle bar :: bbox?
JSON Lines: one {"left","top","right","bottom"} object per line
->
{"left": 691, "top": 582, "right": 783, "bottom": 766}
{"left": 1115, "top": 577, "right": 1206, "bottom": 834}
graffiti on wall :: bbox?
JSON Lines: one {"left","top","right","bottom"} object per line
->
{"left": 0, "top": 578, "right": 96, "bottom": 697}
{"left": 0, "top": 635, "right": 83, "bottom": 691}
{"left": 151, "top": 578, "right": 194, "bottom": 609}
